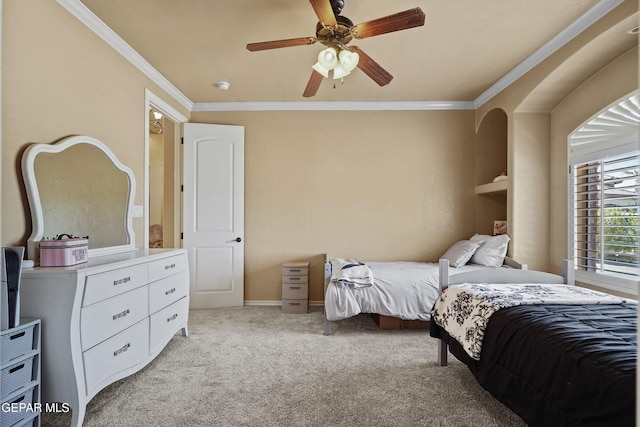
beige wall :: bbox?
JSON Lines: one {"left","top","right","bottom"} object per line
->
{"left": 191, "top": 110, "right": 476, "bottom": 302}
{"left": 2, "top": 0, "right": 637, "bottom": 304}
{"left": 2, "top": 0, "right": 189, "bottom": 249}
{"left": 4, "top": 0, "right": 477, "bottom": 305}
{"left": 475, "top": 2, "right": 638, "bottom": 273}
{"left": 549, "top": 48, "right": 639, "bottom": 275}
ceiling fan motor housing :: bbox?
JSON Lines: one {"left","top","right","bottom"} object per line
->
{"left": 316, "top": 15, "right": 354, "bottom": 48}
{"left": 331, "top": 0, "right": 345, "bottom": 15}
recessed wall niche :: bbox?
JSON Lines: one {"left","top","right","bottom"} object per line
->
{"left": 475, "top": 108, "right": 508, "bottom": 235}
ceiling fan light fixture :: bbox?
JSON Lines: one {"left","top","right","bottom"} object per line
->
{"left": 332, "top": 63, "right": 350, "bottom": 80}
{"left": 317, "top": 47, "right": 338, "bottom": 69}
{"left": 312, "top": 62, "right": 330, "bottom": 78}
{"left": 339, "top": 49, "right": 359, "bottom": 72}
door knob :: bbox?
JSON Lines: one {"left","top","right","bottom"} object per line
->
{"left": 234, "top": 237, "right": 242, "bottom": 243}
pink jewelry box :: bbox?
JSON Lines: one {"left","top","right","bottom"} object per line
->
{"left": 39, "top": 236, "right": 88, "bottom": 267}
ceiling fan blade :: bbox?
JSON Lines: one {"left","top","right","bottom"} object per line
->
{"left": 303, "top": 70, "right": 324, "bottom": 97}
{"left": 350, "top": 7, "right": 426, "bottom": 39}
{"left": 309, "top": 0, "right": 337, "bottom": 27}
{"left": 246, "top": 37, "right": 316, "bottom": 52}
{"left": 350, "top": 46, "right": 393, "bottom": 86}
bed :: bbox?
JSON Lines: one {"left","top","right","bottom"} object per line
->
{"left": 323, "top": 234, "right": 523, "bottom": 335}
{"left": 430, "top": 259, "right": 637, "bottom": 427}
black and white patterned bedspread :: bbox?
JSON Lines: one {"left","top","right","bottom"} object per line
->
{"left": 431, "top": 283, "right": 630, "bottom": 360}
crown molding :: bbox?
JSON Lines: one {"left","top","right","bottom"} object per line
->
{"left": 473, "top": 0, "right": 623, "bottom": 108}
{"left": 60, "top": 0, "right": 620, "bottom": 113}
{"left": 56, "top": 0, "right": 193, "bottom": 111}
{"left": 191, "top": 101, "right": 475, "bottom": 112}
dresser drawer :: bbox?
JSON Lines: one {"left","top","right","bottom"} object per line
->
{"left": 149, "top": 270, "right": 189, "bottom": 314}
{"left": 149, "top": 254, "right": 187, "bottom": 283}
{"left": 83, "top": 264, "right": 149, "bottom": 307}
{"left": 150, "top": 297, "right": 189, "bottom": 355}
{"left": 282, "top": 282, "right": 308, "bottom": 299}
{"left": 282, "top": 263, "right": 308, "bottom": 276}
{"left": 83, "top": 319, "right": 149, "bottom": 394}
{"left": 80, "top": 286, "right": 149, "bottom": 351}
{"left": 1, "top": 354, "right": 36, "bottom": 399}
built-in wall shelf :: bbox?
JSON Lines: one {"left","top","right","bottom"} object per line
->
{"left": 475, "top": 108, "right": 508, "bottom": 235}
{"left": 475, "top": 179, "right": 507, "bottom": 195}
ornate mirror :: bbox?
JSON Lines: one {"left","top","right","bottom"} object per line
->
{"left": 22, "top": 135, "right": 136, "bottom": 261}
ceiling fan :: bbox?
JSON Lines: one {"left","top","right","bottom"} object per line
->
{"left": 246, "top": 0, "right": 426, "bottom": 97}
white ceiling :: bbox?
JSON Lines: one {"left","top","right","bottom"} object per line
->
{"left": 73, "top": 0, "right": 637, "bottom": 109}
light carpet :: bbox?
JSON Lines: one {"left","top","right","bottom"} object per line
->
{"left": 43, "top": 306, "right": 526, "bottom": 426}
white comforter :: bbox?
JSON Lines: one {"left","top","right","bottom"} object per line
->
{"left": 324, "top": 261, "right": 490, "bottom": 322}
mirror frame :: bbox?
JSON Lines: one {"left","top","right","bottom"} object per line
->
{"left": 22, "top": 135, "right": 137, "bottom": 261}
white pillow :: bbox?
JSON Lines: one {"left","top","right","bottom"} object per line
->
{"left": 469, "top": 234, "right": 510, "bottom": 267}
{"left": 440, "top": 240, "right": 481, "bottom": 268}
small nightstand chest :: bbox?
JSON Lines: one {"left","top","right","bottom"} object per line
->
{"left": 282, "top": 262, "right": 309, "bottom": 314}
{"left": 1, "top": 319, "right": 41, "bottom": 427}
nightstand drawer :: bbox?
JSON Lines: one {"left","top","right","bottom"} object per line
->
{"left": 282, "top": 275, "right": 308, "bottom": 285}
{"left": 282, "top": 299, "right": 308, "bottom": 314}
{"left": 282, "top": 283, "right": 308, "bottom": 299}
{"left": 282, "top": 263, "right": 309, "bottom": 276}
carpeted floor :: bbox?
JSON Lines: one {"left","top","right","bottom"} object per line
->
{"left": 43, "top": 306, "right": 526, "bottom": 426}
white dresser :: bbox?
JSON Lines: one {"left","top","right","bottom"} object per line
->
{"left": 20, "top": 248, "right": 189, "bottom": 427}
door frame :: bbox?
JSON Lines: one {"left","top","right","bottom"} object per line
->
{"left": 144, "top": 89, "right": 188, "bottom": 249}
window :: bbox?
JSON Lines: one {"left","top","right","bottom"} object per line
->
{"left": 569, "top": 90, "right": 640, "bottom": 294}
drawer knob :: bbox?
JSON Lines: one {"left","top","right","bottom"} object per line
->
{"left": 289, "top": 286, "right": 302, "bottom": 290}
{"left": 112, "top": 309, "right": 130, "bottom": 320}
{"left": 167, "top": 313, "right": 178, "bottom": 322}
{"left": 165, "top": 288, "right": 176, "bottom": 295}
{"left": 164, "top": 263, "right": 176, "bottom": 270}
{"left": 113, "top": 343, "right": 131, "bottom": 357}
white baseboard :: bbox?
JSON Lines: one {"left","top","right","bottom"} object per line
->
{"left": 244, "top": 300, "right": 324, "bottom": 307}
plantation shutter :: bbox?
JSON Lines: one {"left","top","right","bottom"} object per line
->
{"left": 572, "top": 152, "right": 640, "bottom": 280}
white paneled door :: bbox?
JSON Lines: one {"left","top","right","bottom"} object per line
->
{"left": 182, "top": 123, "right": 244, "bottom": 308}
